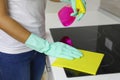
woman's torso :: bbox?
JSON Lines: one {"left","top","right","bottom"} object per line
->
{"left": 0, "top": 0, "right": 47, "bottom": 54}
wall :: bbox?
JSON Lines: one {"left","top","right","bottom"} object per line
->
{"left": 46, "top": 0, "right": 101, "bottom": 13}
{"left": 100, "top": 0, "right": 120, "bottom": 18}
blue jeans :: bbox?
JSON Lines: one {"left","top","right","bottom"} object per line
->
{"left": 0, "top": 50, "right": 46, "bottom": 80}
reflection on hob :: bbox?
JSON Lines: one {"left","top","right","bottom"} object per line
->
{"left": 50, "top": 24, "right": 120, "bottom": 77}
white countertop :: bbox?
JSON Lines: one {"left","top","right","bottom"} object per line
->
{"left": 45, "top": 10, "right": 120, "bottom": 80}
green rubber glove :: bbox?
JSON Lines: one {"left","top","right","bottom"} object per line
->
{"left": 25, "top": 34, "right": 83, "bottom": 60}
{"left": 60, "top": 0, "right": 70, "bottom": 3}
{"left": 70, "top": 0, "right": 86, "bottom": 21}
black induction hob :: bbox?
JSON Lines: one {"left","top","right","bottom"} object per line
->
{"left": 50, "top": 24, "right": 120, "bottom": 77}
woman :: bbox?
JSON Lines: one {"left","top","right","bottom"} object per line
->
{"left": 0, "top": 0, "right": 83, "bottom": 80}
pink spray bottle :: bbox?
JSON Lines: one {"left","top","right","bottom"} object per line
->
{"left": 58, "top": 5, "right": 76, "bottom": 27}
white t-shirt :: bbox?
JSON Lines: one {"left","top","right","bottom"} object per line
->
{"left": 0, "top": 0, "right": 47, "bottom": 54}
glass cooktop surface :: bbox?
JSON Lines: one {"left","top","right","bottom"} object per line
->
{"left": 50, "top": 24, "right": 120, "bottom": 77}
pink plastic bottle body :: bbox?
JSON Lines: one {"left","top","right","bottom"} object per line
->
{"left": 58, "top": 6, "right": 76, "bottom": 27}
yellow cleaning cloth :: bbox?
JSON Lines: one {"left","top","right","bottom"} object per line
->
{"left": 52, "top": 49, "right": 104, "bottom": 75}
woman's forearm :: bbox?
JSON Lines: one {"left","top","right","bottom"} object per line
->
{"left": 0, "top": 15, "right": 31, "bottom": 43}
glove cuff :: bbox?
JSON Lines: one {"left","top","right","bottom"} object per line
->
{"left": 60, "top": 0, "right": 70, "bottom": 3}
{"left": 25, "top": 33, "right": 50, "bottom": 53}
